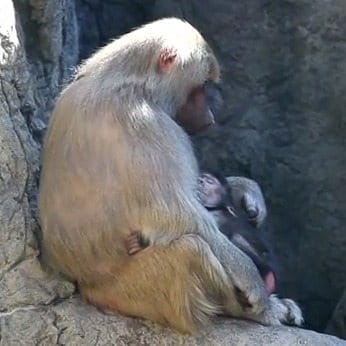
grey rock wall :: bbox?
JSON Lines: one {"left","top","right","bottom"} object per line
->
{"left": 0, "top": 0, "right": 77, "bottom": 315}
{"left": 0, "top": 0, "right": 345, "bottom": 343}
{"left": 326, "top": 289, "right": 346, "bottom": 339}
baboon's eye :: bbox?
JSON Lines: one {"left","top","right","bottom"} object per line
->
{"left": 206, "top": 177, "right": 214, "bottom": 184}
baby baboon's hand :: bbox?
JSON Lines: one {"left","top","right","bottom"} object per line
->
{"left": 126, "top": 231, "right": 144, "bottom": 255}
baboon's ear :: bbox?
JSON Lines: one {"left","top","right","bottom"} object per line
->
{"left": 157, "top": 49, "right": 177, "bottom": 73}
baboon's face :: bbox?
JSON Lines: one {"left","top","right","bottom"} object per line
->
{"left": 175, "top": 82, "right": 222, "bottom": 135}
{"left": 198, "top": 172, "right": 226, "bottom": 207}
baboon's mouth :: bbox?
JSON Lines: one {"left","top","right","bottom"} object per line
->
{"left": 186, "top": 121, "right": 215, "bottom": 136}
{"left": 200, "top": 119, "right": 216, "bottom": 132}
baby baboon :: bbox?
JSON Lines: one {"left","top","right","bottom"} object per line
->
{"left": 39, "top": 18, "right": 303, "bottom": 334}
{"left": 197, "top": 171, "right": 277, "bottom": 294}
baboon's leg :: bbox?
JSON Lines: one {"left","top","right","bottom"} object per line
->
{"left": 81, "top": 234, "right": 235, "bottom": 334}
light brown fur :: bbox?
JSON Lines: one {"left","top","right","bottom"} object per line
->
{"left": 39, "top": 18, "right": 302, "bottom": 334}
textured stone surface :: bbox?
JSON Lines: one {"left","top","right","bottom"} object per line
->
{"left": 325, "top": 289, "right": 346, "bottom": 340}
{"left": 0, "top": 0, "right": 345, "bottom": 343}
{"left": 1, "top": 298, "right": 344, "bottom": 346}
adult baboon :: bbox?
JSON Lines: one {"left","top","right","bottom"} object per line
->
{"left": 39, "top": 18, "right": 302, "bottom": 334}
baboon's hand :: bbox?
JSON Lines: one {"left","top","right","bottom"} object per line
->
{"left": 280, "top": 298, "right": 304, "bottom": 326}
{"left": 257, "top": 295, "right": 304, "bottom": 326}
{"left": 226, "top": 176, "right": 267, "bottom": 227}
